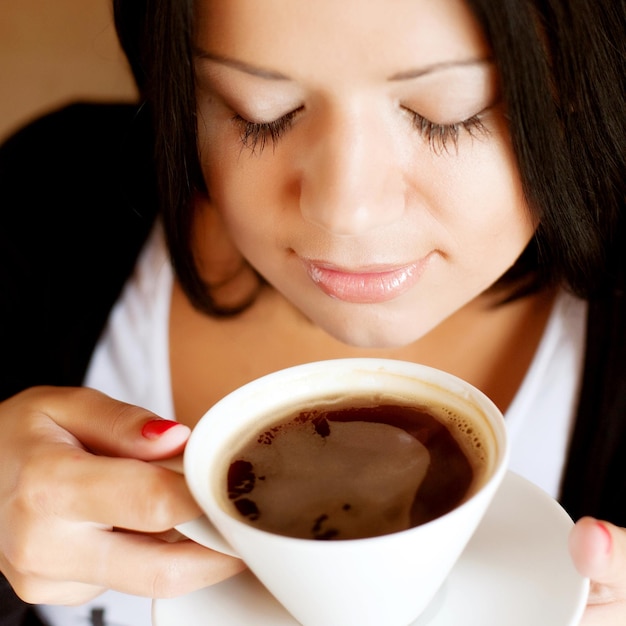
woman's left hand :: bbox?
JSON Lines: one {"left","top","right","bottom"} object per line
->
{"left": 570, "top": 517, "right": 626, "bottom": 625}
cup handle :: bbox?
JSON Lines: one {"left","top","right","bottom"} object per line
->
{"left": 174, "top": 517, "right": 240, "bottom": 557}
{"left": 151, "top": 456, "right": 241, "bottom": 558}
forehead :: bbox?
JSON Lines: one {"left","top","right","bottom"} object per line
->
{"left": 194, "top": 0, "right": 490, "bottom": 81}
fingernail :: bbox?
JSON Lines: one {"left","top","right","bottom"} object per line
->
{"left": 142, "top": 419, "right": 180, "bottom": 440}
{"left": 596, "top": 521, "right": 613, "bottom": 554}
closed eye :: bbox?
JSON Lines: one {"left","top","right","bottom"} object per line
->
{"left": 233, "top": 107, "right": 303, "bottom": 154}
{"left": 233, "top": 105, "right": 489, "bottom": 155}
{"left": 403, "top": 107, "right": 489, "bottom": 153}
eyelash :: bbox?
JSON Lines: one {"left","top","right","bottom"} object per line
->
{"left": 406, "top": 109, "right": 488, "bottom": 152}
{"left": 233, "top": 107, "right": 487, "bottom": 154}
{"left": 233, "top": 108, "right": 301, "bottom": 154}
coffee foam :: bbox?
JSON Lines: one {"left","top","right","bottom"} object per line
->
{"left": 362, "top": 389, "right": 495, "bottom": 489}
{"left": 292, "top": 392, "right": 494, "bottom": 479}
{"left": 217, "top": 388, "right": 496, "bottom": 519}
{"left": 433, "top": 405, "right": 493, "bottom": 491}
{"left": 227, "top": 419, "right": 431, "bottom": 540}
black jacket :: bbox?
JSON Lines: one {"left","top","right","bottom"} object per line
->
{"left": 0, "top": 103, "right": 624, "bottom": 625}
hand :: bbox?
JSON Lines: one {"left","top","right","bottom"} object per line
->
{"left": 570, "top": 516, "right": 626, "bottom": 625}
{"left": 0, "top": 386, "right": 245, "bottom": 605}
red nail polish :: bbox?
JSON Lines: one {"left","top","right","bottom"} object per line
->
{"left": 596, "top": 521, "right": 613, "bottom": 554}
{"left": 142, "top": 419, "right": 179, "bottom": 439}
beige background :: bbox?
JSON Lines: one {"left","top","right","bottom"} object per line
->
{"left": 0, "top": 0, "right": 137, "bottom": 142}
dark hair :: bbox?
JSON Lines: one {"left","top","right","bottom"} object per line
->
{"left": 113, "top": 0, "right": 625, "bottom": 314}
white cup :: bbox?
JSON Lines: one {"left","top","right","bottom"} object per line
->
{"left": 179, "top": 358, "right": 509, "bottom": 626}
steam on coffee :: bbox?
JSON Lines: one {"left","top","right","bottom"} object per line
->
{"left": 225, "top": 402, "right": 481, "bottom": 540}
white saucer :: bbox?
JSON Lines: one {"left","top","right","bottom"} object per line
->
{"left": 152, "top": 472, "right": 589, "bottom": 626}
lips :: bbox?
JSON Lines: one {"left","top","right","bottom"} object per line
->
{"left": 302, "top": 257, "right": 429, "bottom": 304}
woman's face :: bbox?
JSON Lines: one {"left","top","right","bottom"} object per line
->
{"left": 193, "top": 0, "right": 535, "bottom": 348}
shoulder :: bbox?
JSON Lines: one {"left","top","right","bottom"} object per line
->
{"left": 0, "top": 102, "right": 157, "bottom": 227}
{"left": 0, "top": 100, "right": 157, "bottom": 302}
{"left": 0, "top": 101, "right": 157, "bottom": 268}
{"left": 0, "top": 103, "right": 158, "bottom": 396}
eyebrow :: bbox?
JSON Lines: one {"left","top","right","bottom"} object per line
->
{"left": 194, "top": 49, "right": 491, "bottom": 82}
{"left": 388, "top": 58, "right": 492, "bottom": 81}
{"left": 194, "top": 50, "right": 290, "bottom": 80}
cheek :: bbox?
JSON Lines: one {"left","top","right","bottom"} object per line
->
{"left": 201, "top": 155, "right": 283, "bottom": 266}
{"left": 199, "top": 130, "right": 264, "bottom": 224}
{"left": 428, "top": 137, "right": 535, "bottom": 264}
{"left": 198, "top": 117, "right": 302, "bottom": 263}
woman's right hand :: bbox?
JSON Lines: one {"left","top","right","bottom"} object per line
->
{"left": 0, "top": 386, "right": 245, "bottom": 605}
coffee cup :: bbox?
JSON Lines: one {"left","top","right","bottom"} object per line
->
{"left": 178, "top": 358, "right": 509, "bottom": 626}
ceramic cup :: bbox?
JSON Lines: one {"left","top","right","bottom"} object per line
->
{"left": 178, "top": 358, "right": 509, "bottom": 626}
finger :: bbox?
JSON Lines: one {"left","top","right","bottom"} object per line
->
{"left": 570, "top": 517, "right": 626, "bottom": 626}
{"left": 17, "top": 444, "right": 202, "bottom": 530}
{"left": 9, "top": 530, "right": 245, "bottom": 602}
{"left": 20, "top": 386, "right": 190, "bottom": 460}
{"left": 4, "top": 570, "right": 106, "bottom": 606}
{"left": 569, "top": 517, "right": 626, "bottom": 590}
{"left": 91, "top": 533, "right": 246, "bottom": 598}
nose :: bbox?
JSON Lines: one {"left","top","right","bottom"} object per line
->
{"left": 297, "top": 106, "right": 406, "bottom": 236}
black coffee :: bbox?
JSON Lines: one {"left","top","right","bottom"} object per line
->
{"left": 225, "top": 401, "right": 483, "bottom": 540}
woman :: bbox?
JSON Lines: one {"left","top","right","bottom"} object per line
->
{"left": 0, "top": 0, "right": 624, "bottom": 624}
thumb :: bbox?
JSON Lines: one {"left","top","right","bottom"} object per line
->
{"left": 27, "top": 385, "right": 190, "bottom": 460}
{"left": 569, "top": 516, "right": 626, "bottom": 610}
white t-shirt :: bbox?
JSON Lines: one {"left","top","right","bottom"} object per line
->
{"left": 36, "top": 224, "right": 588, "bottom": 626}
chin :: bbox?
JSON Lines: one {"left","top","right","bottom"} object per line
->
{"left": 288, "top": 289, "right": 444, "bottom": 350}
{"left": 317, "top": 315, "right": 430, "bottom": 350}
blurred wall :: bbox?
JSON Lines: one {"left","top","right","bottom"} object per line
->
{"left": 0, "top": 0, "right": 137, "bottom": 142}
